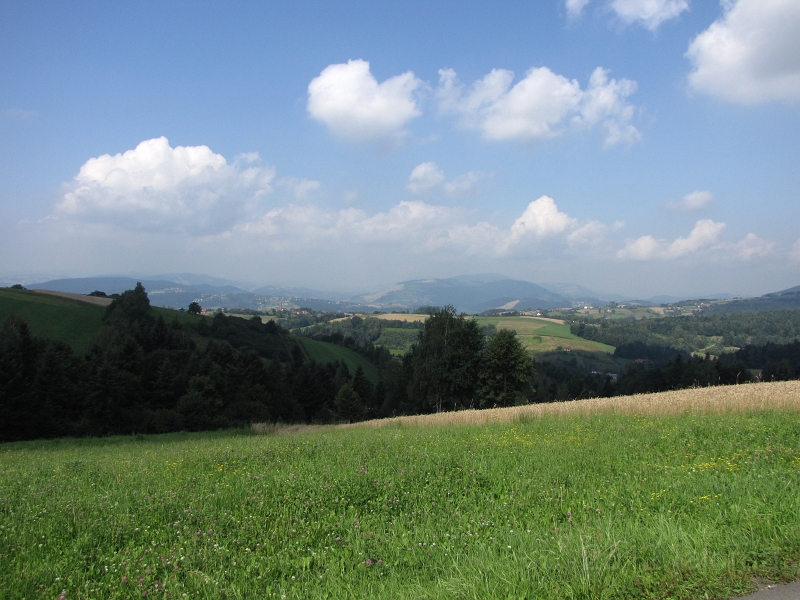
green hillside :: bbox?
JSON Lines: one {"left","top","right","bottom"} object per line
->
{"left": 1, "top": 289, "right": 375, "bottom": 383}
{"left": 295, "top": 336, "right": 379, "bottom": 383}
{"left": 0, "top": 288, "right": 106, "bottom": 354}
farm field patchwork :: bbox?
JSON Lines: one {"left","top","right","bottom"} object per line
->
{"left": 371, "top": 313, "right": 429, "bottom": 323}
{"left": 474, "top": 316, "right": 615, "bottom": 355}
{"left": 2, "top": 382, "right": 799, "bottom": 599}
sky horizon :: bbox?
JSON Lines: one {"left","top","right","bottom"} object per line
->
{"left": 2, "top": 1, "right": 799, "bottom": 298}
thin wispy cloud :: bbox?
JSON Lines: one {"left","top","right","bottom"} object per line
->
{"left": 565, "top": 0, "right": 689, "bottom": 30}
{"left": 407, "top": 162, "right": 485, "bottom": 197}
{"left": 665, "top": 190, "right": 714, "bottom": 211}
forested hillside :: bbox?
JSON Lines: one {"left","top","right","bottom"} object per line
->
{"left": 572, "top": 310, "right": 800, "bottom": 352}
{"left": 0, "top": 285, "right": 382, "bottom": 441}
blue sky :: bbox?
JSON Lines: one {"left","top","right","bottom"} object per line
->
{"left": 1, "top": 0, "right": 799, "bottom": 297}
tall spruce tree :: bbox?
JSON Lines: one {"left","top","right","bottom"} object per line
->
{"left": 477, "top": 329, "right": 533, "bottom": 407}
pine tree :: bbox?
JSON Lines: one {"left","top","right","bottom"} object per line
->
{"left": 477, "top": 329, "right": 533, "bottom": 407}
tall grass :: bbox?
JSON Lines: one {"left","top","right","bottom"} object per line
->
{"left": 1, "top": 382, "right": 799, "bottom": 599}
{"left": 344, "top": 380, "right": 800, "bottom": 430}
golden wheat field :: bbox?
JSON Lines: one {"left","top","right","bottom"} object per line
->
{"left": 252, "top": 380, "right": 800, "bottom": 435}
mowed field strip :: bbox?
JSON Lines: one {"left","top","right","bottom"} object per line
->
{"left": 3, "top": 381, "right": 799, "bottom": 599}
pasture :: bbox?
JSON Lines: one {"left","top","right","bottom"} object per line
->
{"left": 0, "top": 288, "right": 106, "bottom": 355}
{"left": 0, "top": 288, "right": 209, "bottom": 355}
{"left": 474, "top": 316, "right": 615, "bottom": 356}
{"left": 295, "top": 337, "right": 379, "bottom": 383}
{"left": 2, "top": 381, "right": 799, "bottom": 599}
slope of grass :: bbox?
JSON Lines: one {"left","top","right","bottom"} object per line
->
{"left": 475, "top": 316, "right": 615, "bottom": 355}
{"left": 2, "top": 383, "right": 799, "bottom": 599}
{"left": 0, "top": 288, "right": 213, "bottom": 354}
{"left": 0, "top": 288, "right": 105, "bottom": 354}
{"left": 295, "top": 336, "right": 379, "bottom": 383}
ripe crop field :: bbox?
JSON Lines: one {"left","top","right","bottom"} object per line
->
{"left": 2, "top": 383, "right": 800, "bottom": 599}
{"left": 371, "top": 313, "right": 429, "bottom": 323}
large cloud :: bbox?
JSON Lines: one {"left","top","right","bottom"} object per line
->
{"left": 437, "top": 66, "right": 639, "bottom": 146}
{"left": 618, "top": 220, "right": 725, "bottom": 259}
{"left": 240, "top": 195, "right": 606, "bottom": 258}
{"left": 616, "top": 220, "right": 772, "bottom": 261}
{"left": 57, "top": 137, "right": 275, "bottom": 234}
{"left": 687, "top": 0, "right": 800, "bottom": 104}
{"left": 307, "top": 59, "right": 423, "bottom": 142}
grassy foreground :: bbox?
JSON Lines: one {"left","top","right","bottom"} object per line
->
{"left": 2, "top": 384, "right": 800, "bottom": 599}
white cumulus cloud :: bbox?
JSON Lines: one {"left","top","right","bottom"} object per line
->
{"left": 437, "top": 65, "right": 639, "bottom": 146}
{"left": 240, "top": 194, "right": 607, "bottom": 259}
{"left": 407, "top": 162, "right": 445, "bottom": 194}
{"left": 56, "top": 137, "right": 275, "bottom": 234}
{"left": 665, "top": 190, "right": 715, "bottom": 211}
{"left": 509, "top": 196, "right": 577, "bottom": 239}
{"left": 617, "top": 219, "right": 726, "bottom": 260}
{"left": 307, "top": 59, "right": 423, "bottom": 142}
{"left": 726, "top": 233, "right": 775, "bottom": 259}
{"left": 686, "top": 0, "right": 800, "bottom": 104}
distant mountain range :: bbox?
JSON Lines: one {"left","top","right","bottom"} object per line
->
{"left": 17, "top": 273, "right": 798, "bottom": 315}
{"left": 354, "top": 275, "right": 571, "bottom": 313}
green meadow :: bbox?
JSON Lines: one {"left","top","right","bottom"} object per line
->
{"left": 0, "top": 289, "right": 203, "bottom": 355}
{"left": 295, "top": 337, "right": 380, "bottom": 383}
{"left": 2, "top": 407, "right": 799, "bottom": 599}
{"left": 0, "top": 289, "right": 106, "bottom": 355}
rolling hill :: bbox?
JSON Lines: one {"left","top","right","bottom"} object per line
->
{"left": 1, "top": 287, "right": 376, "bottom": 377}
{"left": 359, "top": 275, "right": 571, "bottom": 313}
